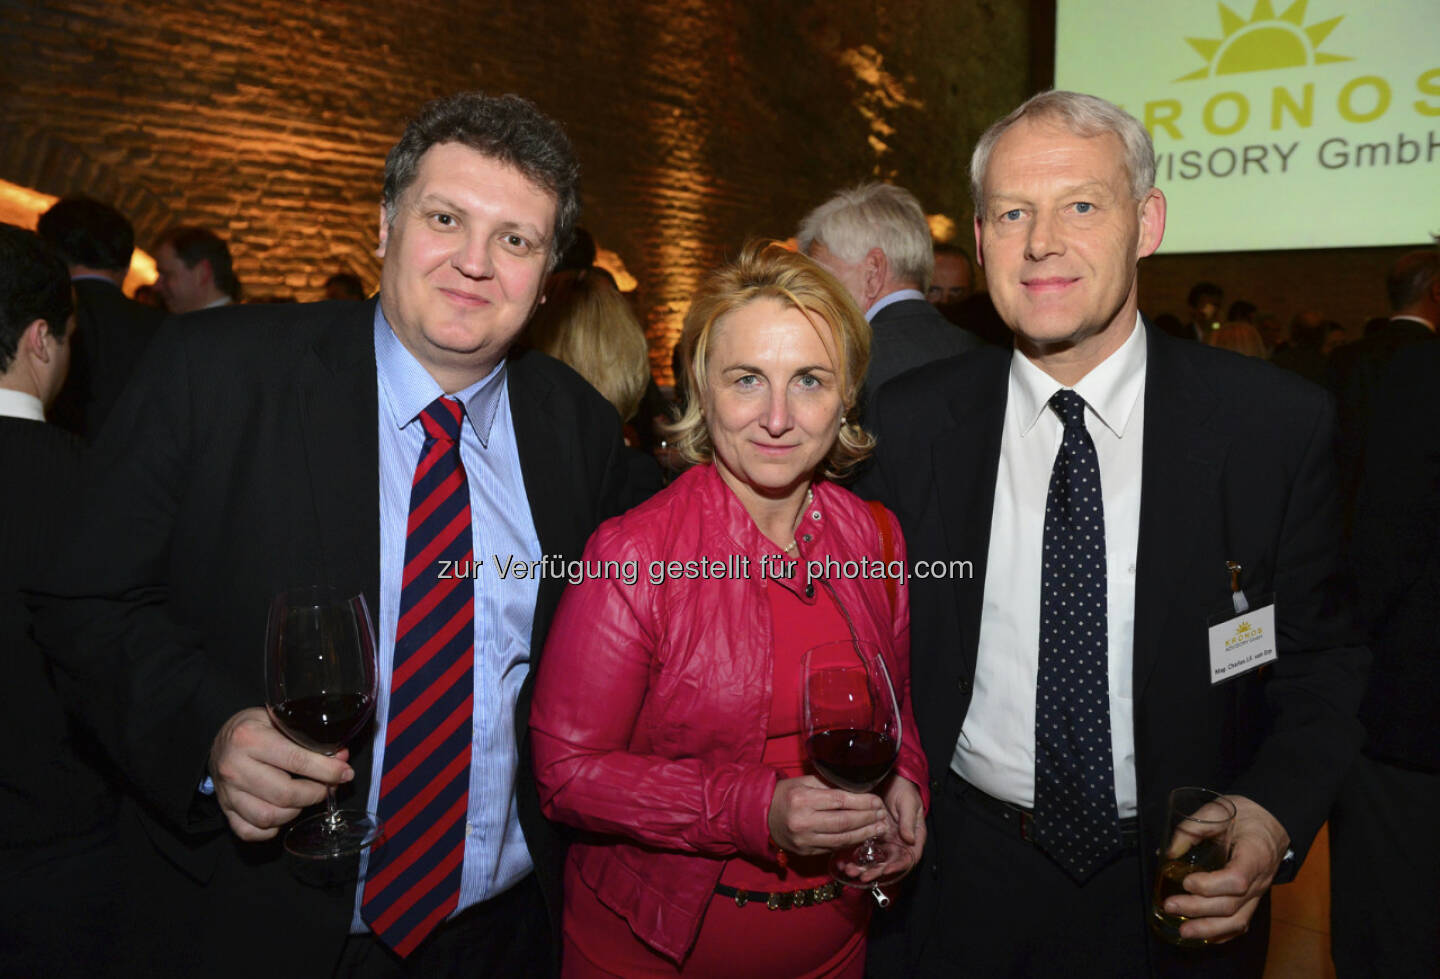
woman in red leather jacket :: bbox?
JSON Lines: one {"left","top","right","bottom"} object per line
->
{"left": 530, "top": 242, "right": 929, "bottom": 977}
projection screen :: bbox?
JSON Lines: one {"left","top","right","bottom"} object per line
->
{"left": 1054, "top": 0, "right": 1440, "bottom": 252}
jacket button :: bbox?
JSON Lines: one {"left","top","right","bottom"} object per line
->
{"left": 930, "top": 779, "right": 940, "bottom": 793}
{"left": 958, "top": 677, "right": 972, "bottom": 694}
{"left": 929, "top": 862, "right": 940, "bottom": 878}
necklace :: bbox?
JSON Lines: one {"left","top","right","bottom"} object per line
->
{"left": 780, "top": 486, "right": 814, "bottom": 554}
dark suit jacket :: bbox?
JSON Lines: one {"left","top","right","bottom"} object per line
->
{"left": 857, "top": 323, "right": 1367, "bottom": 977}
{"left": 1350, "top": 342, "right": 1440, "bottom": 771}
{"left": 33, "top": 299, "right": 633, "bottom": 976}
{"left": 0, "top": 418, "right": 117, "bottom": 851}
{"left": 48, "top": 277, "right": 163, "bottom": 440}
{"left": 864, "top": 298, "right": 981, "bottom": 415}
{"left": 1330, "top": 318, "right": 1436, "bottom": 510}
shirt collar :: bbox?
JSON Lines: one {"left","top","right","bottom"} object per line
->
{"left": 1390, "top": 314, "right": 1436, "bottom": 332}
{"left": 866, "top": 288, "right": 926, "bottom": 322}
{"left": 1010, "top": 310, "right": 1147, "bottom": 438}
{"left": 373, "top": 303, "right": 507, "bottom": 447}
{"left": 203, "top": 296, "right": 232, "bottom": 310}
{"left": 70, "top": 273, "right": 120, "bottom": 287}
{"left": 0, "top": 388, "right": 46, "bottom": 422}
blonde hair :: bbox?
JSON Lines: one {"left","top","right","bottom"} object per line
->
{"left": 526, "top": 269, "right": 650, "bottom": 422}
{"left": 1207, "top": 322, "right": 1268, "bottom": 359}
{"left": 667, "top": 240, "right": 875, "bottom": 480}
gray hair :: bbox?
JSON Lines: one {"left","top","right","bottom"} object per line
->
{"left": 970, "top": 90, "right": 1156, "bottom": 214}
{"left": 382, "top": 92, "right": 580, "bottom": 270}
{"left": 796, "top": 183, "right": 935, "bottom": 293}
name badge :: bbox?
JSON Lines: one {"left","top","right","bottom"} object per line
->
{"left": 1207, "top": 598, "right": 1277, "bottom": 684}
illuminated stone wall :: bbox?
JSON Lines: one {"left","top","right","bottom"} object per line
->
{"left": 0, "top": 0, "right": 1031, "bottom": 382}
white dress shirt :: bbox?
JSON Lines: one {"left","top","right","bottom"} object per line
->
{"left": 865, "top": 288, "right": 926, "bottom": 322}
{"left": 953, "top": 313, "right": 1146, "bottom": 818}
{"left": 0, "top": 388, "right": 45, "bottom": 421}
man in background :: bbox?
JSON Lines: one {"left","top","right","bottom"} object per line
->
{"left": 1329, "top": 249, "right": 1439, "bottom": 507}
{"left": 928, "top": 243, "right": 974, "bottom": 306}
{"left": 1185, "top": 280, "right": 1223, "bottom": 342}
{"left": 153, "top": 225, "right": 239, "bottom": 312}
{"left": 1330, "top": 332, "right": 1440, "bottom": 978}
{"left": 0, "top": 223, "right": 126, "bottom": 978}
{"left": 37, "top": 196, "right": 162, "bottom": 438}
{"left": 798, "top": 182, "right": 980, "bottom": 412}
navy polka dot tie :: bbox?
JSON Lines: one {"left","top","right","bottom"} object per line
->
{"left": 1033, "top": 390, "right": 1122, "bottom": 882}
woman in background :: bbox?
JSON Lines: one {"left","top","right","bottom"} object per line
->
{"left": 527, "top": 267, "right": 664, "bottom": 493}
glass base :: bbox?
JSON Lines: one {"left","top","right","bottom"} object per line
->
{"left": 284, "top": 809, "right": 381, "bottom": 859}
{"left": 831, "top": 836, "right": 907, "bottom": 888}
{"left": 1150, "top": 908, "right": 1212, "bottom": 947}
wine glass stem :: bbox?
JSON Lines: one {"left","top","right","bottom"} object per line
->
{"left": 323, "top": 785, "right": 343, "bottom": 833}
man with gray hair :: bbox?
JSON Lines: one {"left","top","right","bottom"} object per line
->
{"left": 859, "top": 90, "right": 1364, "bottom": 977}
{"left": 798, "top": 182, "right": 979, "bottom": 410}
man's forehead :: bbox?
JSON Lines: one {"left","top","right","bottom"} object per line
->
{"left": 988, "top": 118, "right": 1127, "bottom": 181}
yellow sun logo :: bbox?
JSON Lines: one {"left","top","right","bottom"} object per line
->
{"left": 1176, "top": 0, "right": 1354, "bottom": 82}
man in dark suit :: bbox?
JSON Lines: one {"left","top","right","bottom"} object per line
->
{"left": 0, "top": 224, "right": 127, "bottom": 977}
{"left": 34, "top": 93, "right": 633, "bottom": 977}
{"left": 859, "top": 91, "right": 1365, "bottom": 977}
{"left": 797, "top": 182, "right": 981, "bottom": 412}
{"left": 1329, "top": 338, "right": 1440, "bottom": 978}
{"left": 1328, "top": 248, "right": 1438, "bottom": 509}
{"left": 36, "top": 196, "right": 163, "bottom": 440}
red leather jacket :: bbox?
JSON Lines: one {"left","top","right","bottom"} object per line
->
{"left": 530, "top": 463, "right": 928, "bottom": 962}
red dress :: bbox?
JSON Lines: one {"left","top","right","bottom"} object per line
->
{"left": 561, "top": 572, "right": 870, "bottom": 977}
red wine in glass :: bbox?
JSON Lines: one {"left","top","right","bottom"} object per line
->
{"left": 802, "top": 640, "right": 905, "bottom": 892}
{"left": 808, "top": 729, "right": 899, "bottom": 794}
{"left": 264, "top": 586, "right": 381, "bottom": 858}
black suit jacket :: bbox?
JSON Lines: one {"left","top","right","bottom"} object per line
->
{"left": 0, "top": 418, "right": 118, "bottom": 851}
{"left": 864, "top": 298, "right": 981, "bottom": 407}
{"left": 34, "top": 299, "right": 632, "bottom": 976}
{"left": 858, "top": 323, "right": 1366, "bottom": 977}
{"left": 1350, "top": 342, "right": 1440, "bottom": 771}
{"left": 48, "top": 278, "right": 163, "bottom": 440}
{"left": 1330, "top": 318, "right": 1436, "bottom": 507}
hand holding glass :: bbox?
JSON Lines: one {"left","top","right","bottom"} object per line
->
{"left": 1150, "top": 786, "right": 1236, "bottom": 946}
{"left": 264, "top": 586, "right": 382, "bottom": 858}
{"left": 802, "top": 640, "right": 905, "bottom": 891}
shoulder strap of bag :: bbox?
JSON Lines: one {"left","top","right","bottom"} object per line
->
{"left": 866, "top": 499, "right": 897, "bottom": 614}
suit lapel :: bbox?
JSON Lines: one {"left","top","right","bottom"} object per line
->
{"left": 933, "top": 353, "right": 1009, "bottom": 680}
{"left": 506, "top": 354, "right": 573, "bottom": 644}
{"left": 1132, "top": 325, "right": 1227, "bottom": 700}
{"left": 295, "top": 301, "right": 381, "bottom": 612}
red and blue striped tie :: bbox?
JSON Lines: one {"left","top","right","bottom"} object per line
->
{"left": 362, "top": 396, "right": 474, "bottom": 957}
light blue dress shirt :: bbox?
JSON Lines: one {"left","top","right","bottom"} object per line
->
{"left": 351, "top": 305, "right": 540, "bottom": 931}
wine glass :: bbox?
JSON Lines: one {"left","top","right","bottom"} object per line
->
{"left": 264, "top": 586, "right": 381, "bottom": 858}
{"left": 802, "top": 639, "right": 905, "bottom": 893}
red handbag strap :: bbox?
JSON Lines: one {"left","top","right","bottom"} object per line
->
{"left": 867, "top": 499, "right": 897, "bottom": 613}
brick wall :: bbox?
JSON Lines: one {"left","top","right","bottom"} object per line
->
{"left": 0, "top": 0, "right": 1031, "bottom": 382}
